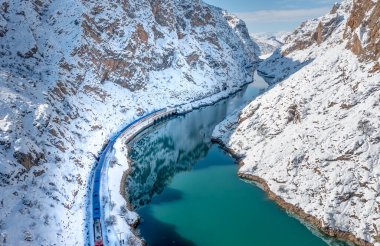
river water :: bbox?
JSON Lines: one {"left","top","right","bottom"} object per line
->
{"left": 126, "top": 72, "right": 347, "bottom": 246}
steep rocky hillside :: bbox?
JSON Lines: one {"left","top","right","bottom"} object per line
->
{"left": 213, "top": 1, "right": 380, "bottom": 245}
{"left": 0, "top": 0, "right": 257, "bottom": 244}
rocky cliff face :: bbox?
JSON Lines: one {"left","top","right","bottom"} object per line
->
{"left": 283, "top": 0, "right": 380, "bottom": 62}
{"left": 0, "top": 0, "right": 256, "bottom": 244}
{"left": 213, "top": 1, "right": 380, "bottom": 245}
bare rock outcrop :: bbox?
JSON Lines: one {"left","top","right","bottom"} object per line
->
{"left": 283, "top": 0, "right": 380, "bottom": 62}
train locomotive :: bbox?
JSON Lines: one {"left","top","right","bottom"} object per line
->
{"left": 93, "top": 219, "right": 104, "bottom": 246}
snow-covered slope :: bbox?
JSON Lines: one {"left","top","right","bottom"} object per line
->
{"left": 213, "top": 1, "right": 380, "bottom": 245}
{"left": 0, "top": 0, "right": 257, "bottom": 244}
{"left": 250, "top": 32, "right": 286, "bottom": 57}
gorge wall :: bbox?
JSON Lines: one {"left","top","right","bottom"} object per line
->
{"left": 213, "top": 0, "right": 380, "bottom": 245}
{"left": 0, "top": 0, "right": 257, "bottom": 244}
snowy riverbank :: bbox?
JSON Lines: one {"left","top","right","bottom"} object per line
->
{"left": 212, "top": 1, "right": 380, "bottom": 245}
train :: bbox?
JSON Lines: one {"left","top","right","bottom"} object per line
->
{"left": 90, "top": 108, "right": 172, "bottom": 246}
{"left": 93, "top": 219, "right": 104, "bottom": 246}
{"left": 93, "top": 146, "right": 106, "bottom": 246}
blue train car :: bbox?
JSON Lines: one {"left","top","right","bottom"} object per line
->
{"left": 91, "top": 108, "right": 166, "bottom": 245}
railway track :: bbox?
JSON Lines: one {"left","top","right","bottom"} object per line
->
{"left": 89, "top": 108, "right": 177, "bottom": 245}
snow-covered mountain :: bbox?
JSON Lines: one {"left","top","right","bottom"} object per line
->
{"left": 213, "top": 1, "right": 380, "bottom": 245}
{"left": 250, "top": 32, "right": 288, "bottom": 57}
{"left": 0, "top": 0, "right": 257, "bottom": 244}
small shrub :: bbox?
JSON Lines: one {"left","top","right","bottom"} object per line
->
{"left": 287, "top": 104, "right": 301, "bottom": 124}
{"left": 120, "top": 205, "right": 128, "bottom": 216}
{"left": 105, "top": 215, "right": 117, "bottom": 226}
{"left": 357, "top": 120, "right": 373, "bottom": 137}
{"left": 0, "top": 232, "right": 7, "bottom": 244}
{"left": 43, "top": 215, "right": 49, "bottom": 225}
{"left": 257, "top": 124, "right": 268, "bottom": 137}
{"left": 110, "top": 201, "right": 116, "bottom": 210}
{"left": 24, "top": 231, "right": 33, "bottom": 242}
{"left": 278, "top": 185, "right": 288, "bottom": 193}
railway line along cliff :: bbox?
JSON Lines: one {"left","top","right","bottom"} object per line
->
{"left": 0, "top": 0, "right": 257, "bottom": 244}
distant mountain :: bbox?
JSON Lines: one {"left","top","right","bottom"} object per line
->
{"left": 250, "top": 32, "right": 290, "bottom": 56}
{"left": 214, "top": 1, "right": 380, "bottom": 245}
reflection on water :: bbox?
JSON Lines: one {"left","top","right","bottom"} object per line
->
{"left": 127, "top": 72, "right": 268, "bottom": 209}
{"left": 126, "top": 72, "right": 349, "bottom": 246}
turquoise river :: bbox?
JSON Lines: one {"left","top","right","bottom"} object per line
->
{"left": 125, "top": 72, "right": 348, "bottom": 246}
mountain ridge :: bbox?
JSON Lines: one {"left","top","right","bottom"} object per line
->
{"left": 213, "top": 1, "right": 380, "bottom": 245}
{"left": 0, "top": 0, "right": 257, "bottom": 244}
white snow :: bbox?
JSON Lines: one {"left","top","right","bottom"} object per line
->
{"left": 213, "top": 0, "right": 380, "bottom": 245}
{"left": 0, "top": 0, "right": 257, "bottom": 245}
{"left": 0, "top": 115, "right": 11, "bottom": 133}
{"left": 250, "top": 32, "right": 289, "bottom": 56}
